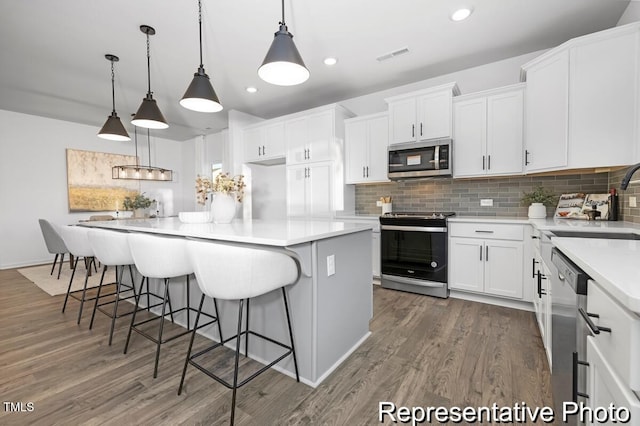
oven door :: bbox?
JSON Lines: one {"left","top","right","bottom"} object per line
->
{"left": 380, "top": 225, "right": 447, "bottom": 283}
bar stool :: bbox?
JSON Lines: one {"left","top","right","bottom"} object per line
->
{"left": 38, "top": 219, "right": 69, "bottom": 279}
{"left": 57, "top": 225, "right": 97, "bottom": 325}
{"left": 87, "top": 229, "right": 139, "bottom": 345}
{"left": 179, "top": 240, "right": 301, "bottom": 425}
{"left": 125, "top": 233, "right": 222, "bottom": 378}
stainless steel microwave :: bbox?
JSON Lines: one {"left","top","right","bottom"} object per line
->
{"left": 387, "top": 139, "right": 452, "bottom": 180}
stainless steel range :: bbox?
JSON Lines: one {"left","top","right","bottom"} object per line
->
{"left": 379, "top": 212, "right": 455, "bottom": 298}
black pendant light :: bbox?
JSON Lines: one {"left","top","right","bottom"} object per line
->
{"left": 98, "top": 54, "right": 130, "bottom": 141}
{"left": 258, "top": 0, "right": 309, "bottom": 86}
{"left": 180, "top": 0, "right": 222, "bottom": 113}
{"left": 132, "top": 25, "right": 169, "bottom": 129}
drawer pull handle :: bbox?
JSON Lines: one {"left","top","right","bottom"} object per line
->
{"left": 578, "top": 308, "right": 611, "bottom": 334}
{"left": 532, "top": 258, "right": 539, "bottom": 278}
{"left": 537, "top": 271, "right": 546, "bottom": 297}
{"left": 474, "top": 230, "right": 494, "bottom": 233}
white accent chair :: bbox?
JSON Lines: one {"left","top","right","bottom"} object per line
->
{"left": 38, "top": 219, "right": 69, "bottom": 279}
{"left": 125, "top": 233, "right": 222, "bottom": 378}
{"left": 179, "top": 240, "right": 301, "bottom": 425}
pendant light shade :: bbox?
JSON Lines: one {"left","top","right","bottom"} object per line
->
{"left": 180, "top": 0, "right": 222, "bottom": 113}
{"left": 98, "top": 54, "right": 130, "bottom": 141}
{"left": 258, "top": 0, "right": 309, "bottom": 86}
{"left": 132, "top": 25, "right": 169, "bottom": 129}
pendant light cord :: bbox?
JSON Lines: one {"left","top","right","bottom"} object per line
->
{"left": 134, "top": 121, "right": 139, "bottom": 167}
{"left": 198, "top": 0, "right": 204, "bottom": 68}
{"left": 110, "top": 59, "right": 116, "bottom": 113}
{"left": 147, "top": 129, "right": 152, "bottom": 168}
{"left": 146, "top": 33, "right": 152, "bottom": 95}
{"left": 280, "top": 0, "right": 285, "bottom": 25}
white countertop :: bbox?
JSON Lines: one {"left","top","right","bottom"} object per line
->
{"left": 553, "top": 237, "right": 640, "bottom": 315}
{"left": 79, "top": 217, "right": 373, "bottom": 247}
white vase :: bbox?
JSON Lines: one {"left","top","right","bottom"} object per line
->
{"left": 528, "top": 203, "right": 547, "bottom": 219}
{"left": 210, "top": 192, "right": 237, "bottom": 224}
{"left": 133, "top": 208, "right": 146, "bottom": 218}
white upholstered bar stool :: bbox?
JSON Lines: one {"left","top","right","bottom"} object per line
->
{"left": 179, "top": 240, "right": 301, "bottom": 425}
{"left": 125, "top": 233, "right": 222, "bottom": 378}
{"left": 87, "top": 229, "right": 139, "bottom": 345}
{"left": 38, "top": 219, "right": 69, "bottom": 279}
{"left": 58, "top": 225, "right": 97, "bottom": 325}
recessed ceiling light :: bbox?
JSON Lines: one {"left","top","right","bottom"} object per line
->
{"left": 451, "top": 8, "right": 473, "bottom": 21}
{"left": 323, "top": 57, "right": 338, "bottom": 66}
{"left": 246, "top": 86, "right": 258, "bottom": 93}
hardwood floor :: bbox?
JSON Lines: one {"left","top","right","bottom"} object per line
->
{"left": 0, "top": 268, "right": 552, "bottom": 425}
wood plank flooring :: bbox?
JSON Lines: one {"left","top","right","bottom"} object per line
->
{"left": 0, "top": 268, "right": 552, "bottom": 425}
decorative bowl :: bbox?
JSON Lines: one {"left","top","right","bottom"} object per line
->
{"left": 178, "top": 211, "right": 211, "bottom": 224}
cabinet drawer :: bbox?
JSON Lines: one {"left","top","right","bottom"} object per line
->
{"left": 587, "top": 280, "right": 640, "bottom": 392}
{"left": 449, "top": 223, "right": 524, "bottom": 241}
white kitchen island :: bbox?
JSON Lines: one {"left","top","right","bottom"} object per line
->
{"left": 80, "top": 217, "right": 373, "bottom": 387}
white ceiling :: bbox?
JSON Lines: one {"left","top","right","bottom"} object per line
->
{"left": 0, "top": 0, "right": 630, "bottom": 141}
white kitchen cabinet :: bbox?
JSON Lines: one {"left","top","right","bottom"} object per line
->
{"left": 243, "top": 121, "right": 285, "bottom": 164}
{"left": 345, "top": 112, "right": 389, "bottom": 184}
{"left": 286, "top": 109, "right": 337, "bottom": 165}
{"left": 453, "top": 84, "right": 524, "bottom": 178}
{"left": 521, "top": 22, "right": 640, "bottom": 172}
{"left": 449, "top": 223, "right": 525, "bottom": 300}
{"left": 385, "top": 82, "right": 460, "bottom": 145}
{"left": 372, "top": 230, "right": 380, "bottom": 278}
{"left": 286, "top": 162, "right": 333, "bottom": 218}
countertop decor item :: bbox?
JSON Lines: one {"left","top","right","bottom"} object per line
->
{"left": 554, "top": 193, "right": 610, "bottom": 220}
{"left": 521, "top": 186, "right": 557, "bottom": 219}
{"left": 131, "top": 25, "right": 168, "bottom": 129}
{"left": 180, "top": 0, "right": 222, "bottom": 113}
{"left": 196, "top": 173, "right": 245, "bottom": 204}
{"left": 97, "top": 54, "right": 130, "bottom": 141}
{"left": 178, "top": 211, "right": 211, "bottom": 224}
{"left": 123, "top": 192, "right": 154, "bottom": 218}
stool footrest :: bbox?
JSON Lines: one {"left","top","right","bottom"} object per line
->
{"left": 131, "top": 317, "right": 218, "bottom": 345}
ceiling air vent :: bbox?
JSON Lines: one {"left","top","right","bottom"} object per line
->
{"left": 376, "top": 47, "right": 410, "bottom": 62}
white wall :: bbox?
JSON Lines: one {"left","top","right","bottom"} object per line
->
{"left": 249, "top": 164, "right": 287, "bottom": 219}
{"left": 0, "top": 109, "right": 185, "bottom": 269}
{"left": 618, "top": 1, "right": 640, "bottom": 26}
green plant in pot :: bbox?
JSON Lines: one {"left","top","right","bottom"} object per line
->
{"left": 123, "top": 193, "right": 155, "bottom": 218}
{"left": 521, "top": 186, "right": 557, "bottom": 219}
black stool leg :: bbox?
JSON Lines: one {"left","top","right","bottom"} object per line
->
{"left": 50, "top": 254, "right": 59, "bottom": 275}
{"left": 178, "top": 293, "right": 206, "bottom": 395}
{"left": 124, "top": 275, "right": 146, "bottom": 354}
{"left": 57, "top": 253, "right": 65, "bottom": 279}
{"left": 231, "top": 299, "right": 245, "bottom": 426}
{"left": 89, "top": 264, "right": 109, "bottom": 329}
{"left": 282, "top": 287, "right": 299, "bottom": 382}
{"left": 186, "top": 275, "right": 191, "bottom": 330}
{"left": 77, "top": 257, "right": 94, "bottom": 325}
{"left": 107, "top": 265, "right": 128, "bottom": 346}
{"left": 213, "top": 298, "right": 223, "bottom": 343}
{"left": 245, "top": 298, "right": 250, "bottom": 357}
{"left": 62, "top": 256, "right": 79, "bottom": 313}
{"left": 153, "top": 278, "right": 171, "bottom": 378}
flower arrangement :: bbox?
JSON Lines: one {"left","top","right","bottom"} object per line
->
{"left": 122, "top": 192, "right": 154, "bottom": 210}
{"left": 196, "top": 173, "right": 245, "bottom": 205}
{"left": 520, "top": 186, "right": 557, "bottom": 207}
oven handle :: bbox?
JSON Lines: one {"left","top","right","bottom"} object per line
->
{"left": 382, "top": 274, "right": 446, "bottom": 288}
{"left": 381, "top": 225, "right": 447, "bottom": 232}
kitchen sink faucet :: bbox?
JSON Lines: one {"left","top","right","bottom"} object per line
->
{"left": 621, "top": 163, "right": 640, "bottom": 189}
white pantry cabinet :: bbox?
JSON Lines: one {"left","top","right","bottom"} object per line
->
{"left": 243, "top": 121, "right": 285, "bottom": 164}
{"left": 286, "top": 162, "right": 333, "bottom": 218}
{"left": 453, "top": 84, "right": 524, "bottom": 178}
{"left": 521, "top": 22, "right": 640, "bottom": 172}
{"left": 345, "top": 112, "right": 389, "bottom": 184}
{"left": 385, "top": 82, "right": 460, "bottom": 145}
{"left": 449, "top": 223, "right": 525, "bottom": 300}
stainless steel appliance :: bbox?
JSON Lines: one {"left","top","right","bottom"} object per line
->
{"left": 379, "top": 212, "right": 454, "bottom": 298}
{"left": 550, "top": 246, "right": 591, "bottom": 426}
{"left": 387, "top": 139, "right": 452, "bottom": 180}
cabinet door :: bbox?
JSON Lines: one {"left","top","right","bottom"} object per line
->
{"left": 243, "top": 127, "right": 263, "bottom": 162}
{"left": 307, "top": 111, "right": 333, "bottom": 162}
{"left": 372, "top": 231, "right": 381, "bottom": 278}
{"left": 262, "top": 122, "right": 285, "bottom": 160}
{"left": 286, "top": 165, "right": 307, "bottom": 217}
{"left": 307, "top": 162, "right": 332, "bottom": 217}
{"left": 484, "top": 240, "right": 524, "bottom": 299}
{"left": 532, "top": 247, "right": 545, "bottom": 341}
{"left": 417, "top": 90, "right": 453, "bottom": 140}
{"left": 449, "top": 238, "right": 484, "bottom": 293}
{"left": 345, "top": 120, "right": 368, "bottom": 184}
{"left": 388, "top": 98, "right": 416, "bottom": 145}
{"left": 486, "top": 90, "right": 523, "bottom": 176}
{"left": 453, "top": 97, "right": 487, "bottom": 177}
{"left": 285, "top": 117, "right": 308, "bottom": 165}
{"left": 524, "top": 50, "right": 569, "bottom": 172}
{"left": 366, "top": 115, "right": 389, "bottom": 182}
{"left": 569, "top": 31, "right": 638, "bottom": 167}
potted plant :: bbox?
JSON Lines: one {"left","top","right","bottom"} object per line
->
{"left": 123, "top": 193, "right": 155, "bottom": 218}
{"left": 196, "top": 173, "right": 245, "bottom": 224}
{"left": 521, "top": 186, "right": 557, "bottom": 219}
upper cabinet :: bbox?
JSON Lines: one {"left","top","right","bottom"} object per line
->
{"left": 243, "top": 121, "right": 285, "bottom": 165}
{"left": 453, "top": 84, "right": 524, "bottom": 178}
{"left": 345, "top": 112, "right": 389, "bottom": 184}
{"left": 521, "top": 22, "right": 640, "bottom": 172}
{"left": 385, "top": 82, "right": 460, "bottom": 145}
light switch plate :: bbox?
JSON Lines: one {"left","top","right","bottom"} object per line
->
{"left": 631, "top": 196, "right": 637, "bottom": 208}
{"left": 376, "top": 200, "right": 383, "bottom": 207}
{"left": 480, "top": 199, "right": 494, "bottom": 207}
{"left": 327, "top": 255, "right": 335, "bottom": 276}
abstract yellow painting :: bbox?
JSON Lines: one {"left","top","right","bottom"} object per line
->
{"left": 66, "top": 149, "right": 139, "bottom": 212}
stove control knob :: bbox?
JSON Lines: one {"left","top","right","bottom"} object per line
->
{"left": 431, "top": 261, "right": 438, "bottom": 268}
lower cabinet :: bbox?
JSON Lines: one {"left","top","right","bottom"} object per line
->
{"left": 372, "top": 230, "right": 381, "bottom": 278}
{"left": 449, "top": 223, "right": 525, "bottom": 300}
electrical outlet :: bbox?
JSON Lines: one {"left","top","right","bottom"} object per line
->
{"left": 480, "top": 199, "right": 494, "bottom": 207}
{"left": 327, "top": 255, "right": 335, "bottom": 276}
{"left": 376, "top": 200, "right": 383, "bottom": 207}
{"left": 630, "top": 196, "right": 637, "bottom": 208}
